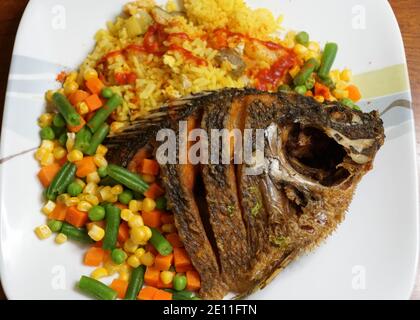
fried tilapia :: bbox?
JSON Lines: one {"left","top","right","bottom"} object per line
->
{"left": 106, "top": 89, "right": 385, "bottom": 299}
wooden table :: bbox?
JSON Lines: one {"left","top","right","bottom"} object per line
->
{"left": 0, "top": 0, "right": 419, "bottom": 300}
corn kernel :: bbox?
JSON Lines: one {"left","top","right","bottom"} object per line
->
{"left": 93, "top": 154, "right": 108, "bottom": 168}
{"left": 124, "top": 239, "right": 139, "bottom": 253}
{"left": 66, "top": 133, "right": 76, "bottom": 152}
{"left": 128, "top": 215, "right": 144, "bottom": 229}
{"left": 41, "top": 152, "right": 55, "bottom": 167}
{"left": 85, "top": 194, "right": 99, "bottom": 206}
{"left": 332, "top": 89, "right": 349, "bottom": 100}
{"left": 288, "top": 65, "right": 300, "bottom": 79}
{"left": 88, "top": 224, "right": 105, "bottom": 241}
{"left": 308, "top": 41, "right": 320, "bottom": 52}
{"left": 66, "top": 71, "right": 78, "bottom": 83}
{"left": 142, "top": 174, "right": 156, "bottom": 184}
{"left": 84, "top": 68, "right": 98, "bottom": 81}
{"left": 293, "top": 43, "right": 308, "bottom": 56}
{"left": 314, "top": 95, "right": 325, "bottom": 103}
{"left": 160, "top": 271, "right": 174, "bottom": 285}
{"left": 38, "top": 113, "right": 54, "bottom": 128}
{"left": 64, "top": 81, "right": 79, "bottom": 95}
{"left": 53, "top": 146, "right": 67, "bottom": 160}
{"left": 134, "top": 248, "right": 146, "bottom": 259}
{"left": 340, "top": 69, "right": 352, "bottom": 82}
{"left": 329, "top": 70, "right": 341, "bottom": 84}
{"left": 41, "top": 140, "right": 55, "bottom": 152}
{"left": 55, "top": 233, "right": 67, "bottom": 244}
{"left": 129, "top": 200, "right": 141, "bottom": 212}
{"left": 35, "top": 148, "right": 49, "bottom": 161}
{"left": 140, "top": 252, "right": 155, "bottom": 267}
{"left": 127, "top": 255, "right": 141, "bottom": 268}
{"left": 131, "top": 228, "right": 147, "bottom": 245}
{"left": 65, "top": 197, "right": 80, "bottom": 207}
{"left": 336, "top": 80, "right": 348, "bottom": 91}
{"left": 111, "top": 185, "right": 123, "bottom": 195}
{"left": 42, "top": 200, "right": 56, "bottom": 215}
{"left": 45, "top": 90, "right": 55, "bottom": 103}
{"left": 121, "top": 209, "right": 134, "bottom": 222}
{"left": 57, "top": 193, "right": 70, "bottom": 204}
{"left": 84, "top": 182, "right": 98, "bottom": 195}
{"left": 161, "top": 224, "right": 176, "bottom": 234}
{"left": 142, "top": 198, "right": 156, "bottom": 212}
{"left": 110, "top": 121, "right": 126, "bottom": 133}
{"left": 108, "top": 194, "right": 118, "bottom": 203}
{"left": 67, "top": 149, "right": 84, "bottom": 162}
{"left": 104, "top": 261, "right": 120, "bottom": 275}
{"left": 99, "top": 186, "right": 112, "bottom": 201}
{"left": 77, "top": 102, "right": 90, "bottom": 116}
{"left": 96, "top": 145, "right": 108, "bottom": 156}
{"left": 91, "top": 267, "right": 109, "bottom": 280}
{"left": 77, "top": 200, "right": 93, "bottom": 212}
{"left": 119, "top": 271, "right": 130, "bottom": 281}
{"left": 87, "top": 171, "right": 101, "bottom": 184}
{"left": 304, "top": 50, "right": 320, "bottom": 62}
{"left": 75, "top": 179, "right": 86, "bottom": 189}
{"left": 35, "top": 225, "right": 52, "bottom": 240}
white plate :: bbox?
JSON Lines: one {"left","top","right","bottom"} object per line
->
{"left": 0, "top": 0, "right": 418, "bottom": 300}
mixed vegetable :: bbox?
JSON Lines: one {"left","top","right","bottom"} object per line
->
{"left": 35, "top": 70, "right": 201, "bottom": 300}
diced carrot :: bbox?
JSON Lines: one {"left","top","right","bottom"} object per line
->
{"left": 174, "top": 247, "right": 191, "bottom": 269}
{"left": 58, "top": 155, "right": 68, "bottom": 166}
{"left": 186, "top": 270, "right": 201, "bottom": 291}
{"left": 157, "top": 277, "right": 174, "bottom": 289}
{"left": 146, "top": 243, "right": 159, "bottom": 256}
{"left": 37, "top": 163, "right": 61, "bottom": 187}
{"left": 161, "top": 213, "right": 174, "bottom": 225}
{"left": 85, "top": 77, "right": 104, "bottom": 95}
{"left": 110, "top": 279, "right": 128, "bottom": 299}
{"left": 144, "top": 266, "right": 160, "bottom": 287}
{"left": 166, "top": 233, "right": 184, "bottom": 248}
{"left": 346, "top": 85, "right": 362, "bottom": 102}
{"left": 93, "top": 240, "right": 103, "bottom": 248}
{"left": 84, "top": 247, "right": 105, "bottom": 267}
{"left": 142, "top": 210, "right": 162, "bottom": 228}
{"left": 139, "top": 159, "right": 160, "bottom": 176}
{"left": 67, "top": 117, "right": 86, "bottom": 133}
{"left": 154, "top": 253, "right": 173, "bottom": 271}
{"left": 84, "top": 94, "right": 103, "bottom": 112}
{"left": 144, "top": 183, "right": 165, "bottom": 200}
{"left": 176, "top": 265, "right": 194, "bottom": 273}
{"left": 314, "top": 82, "right": 331, "bottom": 100}
{"left": 305, "top": 90, "right": 313, "bottom": 97}
{"left": 115, "top": 203, "right": 128, "bottom": 210}
{"left": 117, "top": 222, "right": 130, "bottom": 244}
{"left": 137, "top": 286, "right": 159, "bottom": 300}
{"left": 75, "top": 156, "right": 97, "bottom": 178}
{"left": 69, "top": 90, "right": 90, "bottom": 106}
{"left": 56, "top": 71, "right": 67, "bottom": 83}
{"left": 65, "top": 206, "right": 89, "bottom": 228}
{"left": 153, "top": 289, "right": 172, "bottom": 300}
{"left": 48, "top": 202, "right": 67, "bottom": 221}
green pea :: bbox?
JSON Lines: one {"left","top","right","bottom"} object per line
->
{"left": 58, "top": 133, "right": 68, "bottom": 146}
{"left": 67, "top": 182, "right": 83, "bottom": 197}
{"left": 111, "top": 249, "right": 127, "bottom": 265}
{"left": 155, "top": 197, "right": 167, "bottom": 211}
{"left": 98, "top": 166, "right": 108, "bottom": 178}
{"left": 88, "top": 205, "right": 106, "bottom": 222}
{"left": 294, "top": 85, "right": 307, "bottom": 95}
{"left": 101, "top": 88, "right": 114, "bottom": 99}
{"left": 295, "top": 31, "right": 309, "bottom": 46}
{"left": 47, "top": 220, "right": 63, "bottom": 233}
{"left": 53, "top": 113, "right": 66, "bottom": 128}
{"left": 118, "top": 190, "right": 134, "bottom": 205}
{"left": 277, "top": 84, "right": 291, "bottom": 93}
{"left": 40, "top": 127, "right": 55, "bottom": 140}
{"left": 173, "top": 274, "right": 187, "bottom": 291}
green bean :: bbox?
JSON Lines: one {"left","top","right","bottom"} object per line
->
{"left": 87, "top": 94, "right": 122, "bottom": 133}
{"left": 293, "top": 58, "right": 319, "bottom": 86}
{"left": 74, "top": 127, "right": 92, "bottom": 153}
{"left": 318, "top": 42, "right": 338, "bottom": 78}
{"left": 78, "top": 276, "right": 117, "bottom": 300}
{"left": 341, "top": 98, "right": 361, "bottom": 111}
{"left": 165, "top": 289, "right": 197, "bottom": 300}
{"left": 295, "top": 31, "right": 309, "bottom": 46}
{"left": 40, "top": 127, "right": 55, "bottom": 140}
{"left": 106, "top": 164, "right": 149, "bottom": 194}
{"left": 53, "top": 113, "right": 66, "bottom": 128}
{"left": 102, "top": 204, "right": 121, "bottom": 250}
{"left": 150, "top": 228, "right": 173, "bottom": 256}
{"left": 85, "top": 123, "right": 110, "bottom": 156}
{"left": 61, "top": 223, "right": 93, "bottom": 244}
{"left": 45, "top": 162, "right": 76, "bottom": 200}
{"left": 124, "top": 265, "right": 146, "bottom": 300}
{"left": 52, "top": 92, "right": 82, "bottom": 127}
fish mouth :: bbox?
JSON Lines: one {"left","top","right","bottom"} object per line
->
{"left": 284, "top": 124, "right": 350, "bottom": 187}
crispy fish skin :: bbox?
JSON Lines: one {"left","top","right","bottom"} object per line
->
{"left": 105, "top": 89, "right": 385, "bottom": 300}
